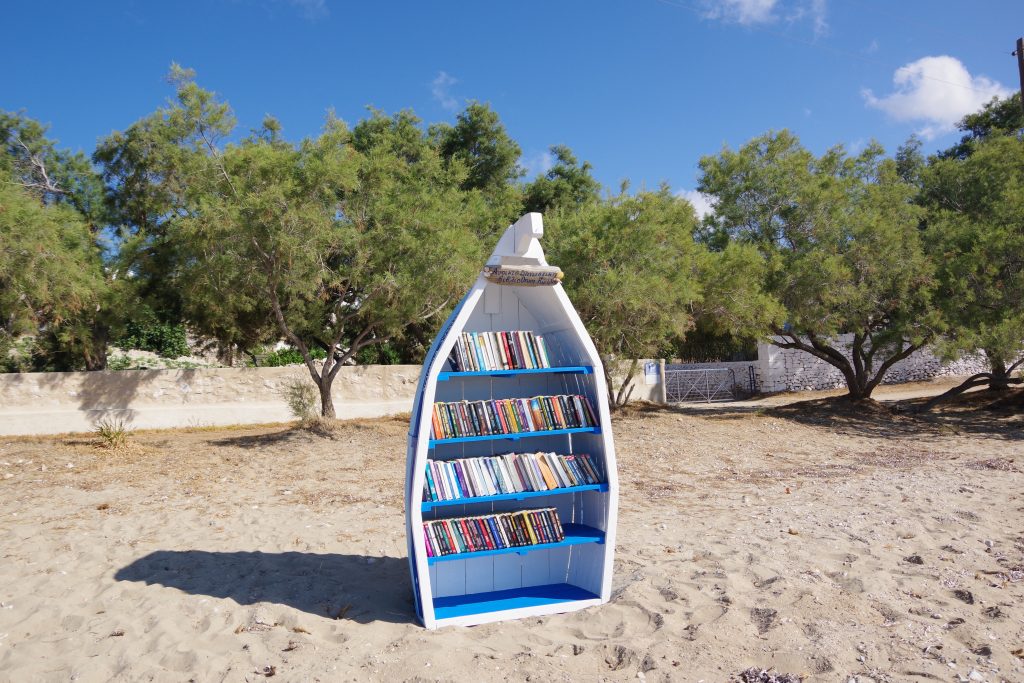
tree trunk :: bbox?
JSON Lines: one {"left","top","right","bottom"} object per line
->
{"left": 918, "top": 356, "right": 1023, "bottom": 412}
{"left": 774, "top": 331, "right": 924, "bottom": 402}
{"left": 987, "top": 357, "right": 1010, "bottom": 392}
{"left": 615, "top": 358, "right": 639, "bottom": 408}
{"left": 84, "top": 325, "right": 109, "bottom": 371}
{"left": 602, "top": 355, "right": 638, "bottom": 411}
{"left": 318, "top": 376, "right": 336, "bottom": 419}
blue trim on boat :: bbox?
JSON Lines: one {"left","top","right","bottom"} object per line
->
{"left": 422, "top": 483, "right": 609, "bottom": 511}
{"left": 433, "top": 583, "right": 601, "bottom": 620}
{"left": 437, "top": 366, "right": 593, "bottom": 381}
{"left": 428, "top": 427, "right": 599, "bottom": 448}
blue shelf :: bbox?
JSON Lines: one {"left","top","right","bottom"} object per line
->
{"left": 422, "top": 483, "right": 609, "bottom": 511}
{"left": 437, "top": 366, "right": 593, "bottom": 381}
{"left": 433, "top": 583, "right": 600, "bottom": 620}
{"left": 426, "top": 523, "right": 603, "bottom": 565}
{"left": 429, "top": 426, "right": 599, "bottom": 448}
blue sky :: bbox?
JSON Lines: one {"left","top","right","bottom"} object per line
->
{"left": 2, "top": 0, "right": 1020, "bottom": 214}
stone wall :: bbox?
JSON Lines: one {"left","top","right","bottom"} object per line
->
{"left": 0, "top": 365, "right": 421, "bottom": 436}
{"left": 756, "top": 335, "right": 991, "bottom": 393}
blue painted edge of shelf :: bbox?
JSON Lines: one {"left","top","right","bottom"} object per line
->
{"left": 422, "top": 483, "right": 609, "bottom": 511}
{"left": 429, "top": 426, "right": 599, "bottom": 448}
{"left": 433, "top": 583, "right": 600, "bottom": 620}
{"left": 437, "top": 366, "right": 593, "bottom": 381}
{"left": 426, "top": 523, "right": 603, "bottom": 565}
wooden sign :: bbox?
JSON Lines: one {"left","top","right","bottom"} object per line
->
{"left": 482, "top": 264, "right": 564, "bottom": 286}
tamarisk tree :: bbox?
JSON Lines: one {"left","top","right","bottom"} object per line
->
{"left": 919, "top": 132, "right": 1024, "bottom": 406}
{"left": 545, "top": 186, "right": 703, "bottom": 408}
{"left": 698, "top": 131, "right": 939, "bottom": 401}
{"left": 118, "top": 69, "right": 483, "bottom": 417}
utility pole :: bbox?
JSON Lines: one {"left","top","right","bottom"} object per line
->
{"left": 1016, "top": 37, "right": 1024, "bottom": 116}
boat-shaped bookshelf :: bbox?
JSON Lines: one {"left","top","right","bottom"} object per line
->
{"left": 405, "top": 213, "right": 618, "bottom": 629}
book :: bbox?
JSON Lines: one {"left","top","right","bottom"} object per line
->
{"left": 447, "top": 331, "right": 553, "bottom": 372}
{"left": 423, "top": 451, "right": 605, "bottom": 502}
{"left": 430, "top": 395, "right": 597, "bottom": 440}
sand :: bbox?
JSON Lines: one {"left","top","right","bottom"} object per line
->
{"left": 0, "top": 383, "right": 1021, "bottom": 682}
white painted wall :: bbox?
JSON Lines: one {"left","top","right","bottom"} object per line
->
{"left": 0, "top": 365, "right": 420, "bottom": 436}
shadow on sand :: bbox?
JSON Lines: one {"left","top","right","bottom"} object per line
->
{"left": 620, "top": 392, "right": 1022, "bottom": 441}
{"left": 115, "top": 550, "right": 415, "bottom": 624}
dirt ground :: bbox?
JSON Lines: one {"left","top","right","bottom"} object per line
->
{"left": 0, "top": 380, "right": 1021, "bottom": 682}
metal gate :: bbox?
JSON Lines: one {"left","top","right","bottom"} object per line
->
{"left": 664, "top": 367, "right": 742, "bottom": 403}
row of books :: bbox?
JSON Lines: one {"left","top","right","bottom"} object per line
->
{"left": 448, "top": 331, "right": 552, "bottom": 372}
{"left": 424, "top": 451, "right": 603, "bottom": 502}
{"left": 422, "top": 507, "right": 565, "bottom": 557}
{"left": 431, "top": 394, "right": 598, "bottom": 440}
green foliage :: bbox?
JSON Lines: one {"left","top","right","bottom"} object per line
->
{"left": 545, "top": 187, "right": 703, "bottom": 406}
{"left": 523, "top": 145, "right": 601, "bottom": 214}
{"left": 118, "top": 312, "right": 190, "bottom": 358}
{"left": 1, "top": 112, "right": 118, "bottom": 371}
{"left": 262, "top": 346, "right": 326, "bottom": 367}
{"left": 281, "top": 378, "right": 318, "bottom": 421}
{"left": 940, "top": 94, "right": 1024, "bottom": 161}
{"left": 668, "top": 329, "right": 758, "bottom": 363}
{"left": 106, "top": 354, "right": 134, "bottom": 371}
{"left": 0, "top": 184, "right": 106, "bottom": 371}
{"left": 1, "top": 111, "right": 107, "bottom": 227}
{"left": 105, "top": 70, "right": 486, "bottom": 416}
{"left": 698, "top": 130, "right": 937, "bottom": 398}
{"left": 432, "top": 102, "right": 523, "bottom": 194}
{"left": 923, "top": 134, "right": 1024, "bottom": 386}
{"left": 354, "top": 341, "right": 403, "bottom": 365}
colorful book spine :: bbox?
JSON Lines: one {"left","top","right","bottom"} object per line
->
{"left": 423, "top": 452, "right": 604, "bottom": 502}
{"left": 447, "top": 330, "right": 553, "bottom": 371}
{"left": 430, "top": 395, "right": 597, "bottom": 439}
{"left": 422, "top": 507, "right": 565, "bottom": 557}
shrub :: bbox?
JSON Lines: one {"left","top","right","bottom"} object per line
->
{"left": 94, "top": 416, "right": 132, "bottom": 449}
{"left": 282, "top": 378, "right": 318, "bottom": 421}
{"left": 263, "top": 346, "right": 326, "bottom": 367}
{"left": 106, "top": 354, "right": 133, "bottom": 371}
{"left": 118, "top": 318, "right": 190, "bottom": 358}
{"left": 354, "top": 342, "right": 402, "bottom": 365}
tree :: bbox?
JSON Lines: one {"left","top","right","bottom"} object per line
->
{"left": 1, "top": 112, "right": 105, "bottom": 227}
{"left": 1, "top": 111, "right": 115, "bottom": 370}
{"left": 698, "top": 131, "right": 938, "bottom": 401}
{"left": 432, "top": 102, "right": 523, "bottom": 195}
{"left": 0, "top": 184, "right": 105, "bottom": 370}
{"left": 130, "top": 72, "right": 485, "bottom": 417}
{"left": 523, "top": 145, "right": 601, "bottom": 214}
{"left": 93, "top": 66, "right": 230, "bottom": 347}
{"left": 918, "top": 134, "right": 1024, "bottom": 406}
{"left": 545, "top": 186, "right": 704, "bottom": 408}
{"left": 940, "top": 94, "right": 1023, "bottom": 161}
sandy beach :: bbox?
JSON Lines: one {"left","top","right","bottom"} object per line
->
{"left": 1, "top": 382, "right": 1022, "bottom": 682}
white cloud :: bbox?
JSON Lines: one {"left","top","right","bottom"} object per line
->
{"left": 431, "top": 71, "right": 459, "bottom": 111}
{"left": 676, "top": 189, "right": 716, "bottom": 220}
{"left": 285, "top": 0, "right": 327, "bottom": 19}
{"left": 521, "top": 151, "right": 555, "bottom": 178}
{"left": 702, "top": 0, "right": 778, "bottom": 25}
{"left": 700, "top": 0, "right": 826, "bottom": 34}
{"left": 862, "top": 55, "right": 1010, "bottom": 139}
{"left": 808, "top": 0, "right": 827, "bottom": 37}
